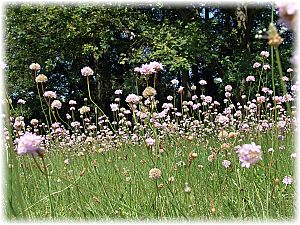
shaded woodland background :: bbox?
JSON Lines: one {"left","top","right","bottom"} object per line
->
{"left": 4, "top": 3, "right": 294, "bottom": 120}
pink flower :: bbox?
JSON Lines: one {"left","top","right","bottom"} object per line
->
{"left": 29, "top": 63, "right": 41, "bottom": 71}
{"left": 146, "top": 137, "right": 155, "bottom": 146}
{"left": 17, "top": 132, "right": 42, "bottom": 155}
{"left": 110, "top": 103, "right": 119, "bottom": 112}
{"left": 17, "top": 99, "right": 26, "bottom": 104}
{"left": 43, "top": 91, "right": 57, "bottom": 99}
{"left": 69, "top": 100, "right": 77, "bottom": 105}
{"left": 246, "top": 76, "right": 255, "bottom": 82}
{"left": 199, "top": 79, "right": 207, "bottom": 85}
{"left": 125, "top": 94, "right": 139, "bottom": 105}
{"left": 225, "top": 85, "right": 232, "bottom": 92}
{"left": 81, "top": 66, "right": 94, "bottom": 76}
{"left": 253, "top": 62, "right": 261, "bottom": 68}
{"left": 236, "top": 142, "right": 262, "bottom": 168}
{"left": 263, "top": 64, "right": 271, "bottom": 70}
{"left": 282, "top": 175, "right": 293, "bottom": 185}
{"left": 51, "top": 100, "right": 62, "bottom": 109}
{"left": 222, "top": 160, "right": 231, "bottom": 168}
{"left": 260, "top": 51, "right": 270, "bottom": 58}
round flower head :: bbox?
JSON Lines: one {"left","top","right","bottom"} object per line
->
{"left": 125, "top": 94, "right": 139, "bottom": 105}
{"left": 43, "top": 91, "right": 57, "bottom": 99}
{"left": 114, "top": 89, "right": 123, "bottom": 95}
{"left": 282, "top": 175, "right": 293, "bottom": 185}
{"left": 236, "top": 142, "right": 262, "bottom": 168}
{"left": 287, "top": 68, "right": 293, "bottom": 73}
{"left": 30, "top": 118, "right": 39, "bottom": 126}
{"left": 69, "top": 100, "right": 77, "bottom": 105}
{"left": 246, "top": 76, "right": 255, "bottom": 82}
{"left": 29, "top": 63, "right": 41, "bottom": 71}
{"left": 110, "top": 103, "right": 119, "bottom": 112}
{"left": 79, "top": 106, "right": 90, "bottom": 114}
{"left": 146, "top": 137, "right": 155, "bottom": 146}
{"left": 253, "top": 62, "right": 261, "bottom": 68}
{"left": 51, "top": 100, "right": 62, "bottom": 109}
{"left": 17, "top": 99, "right": 26, "bottom": 104}
{"left": 17, "top": 132, "right": 42, "bottom": 155}
{"left": 149, "top": 61, "right": 164, "bottom": 72}
{"left": 199, "top": 79, "right": 207, "bottom": 85}
{"left": 35, "top": 74, "right": 48, "bottom": 83}
{"left": 225, "top": 85, "right": 232, "bottom": 92}
{"left": 149, "top": 168, "right": 161, "bottom": 179}
{"left": 142, "top": 87, "right": 157, "bottom": 98}
{"left": 260, "top": 51, "right": 270, "bottom": 58}
{"left": 81, "top": 66, "right": 94, "bottom": 76}
{"left": 171, "top": 79, "right": 179, "bottom": 86}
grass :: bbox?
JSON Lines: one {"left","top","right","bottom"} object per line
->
{"left": 6, "top": 126, "right": 295, "bottom": 220}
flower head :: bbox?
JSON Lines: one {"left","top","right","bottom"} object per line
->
{"left": 236, "top": 142, "right": 262, "bottom": 168}
{"left": 142, "top": 86, "right": 157, "bottom": 98}
{"left": 126, "top": 94, "right": 139, "bottom": 105}
{"left": 29, "top": 63, "right": 41, "bottom": 71}
{"left": 51, "top": 100, "right": 62, "bottom": 109}
{"left": 81, "top": 66, "right": 94, "bottom": 76}
{"left": 43, "top": 91, "right": 57, "bottom": 99}
{"left": 149, "top": 168, "right": 161, "bottom": 179}
{"left": 17, "top": 132, "right": 42, "bottom": 155}
{"left": 79, "top": 106, "right": 90, "bottom": 114}
{"left": 282, "top": 175, "right": 293, "bottom": 185}
{"left": 35, "top": 74, "right": 48, "bottom": 83}
{"left": 246, "top": 76, "right": 255, "bottom": 82}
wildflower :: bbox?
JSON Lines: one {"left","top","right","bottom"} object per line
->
{"left": 145, "top": 137, "right": 155, "bottom": 146}
{"left": 29, "top": 63, "right": 41, "bottom": 71}
{"left": 43, "top": 91, "right": 57, "bottom": 99}
{"left": 268, "top": 23, "right": 283, "bottom": 47}
{"left": 236, "top": 142, "right": 262, "bottom": 168}
{"left": 282, "top": 76, "right": 289, "bottom": 81}
{"left": 191, "top": 85, "right": 196, "bottom": 91}
{"left": 225, "top": 85, "right": 232, "bottom": 92}
{"left": 171, "top": 79, "right": 179, "bottom": 86}
{"left": 81, "top": 66, "right": 94, "bottom": 76}
{"left": 149, "top": 61, "right": 164, "bottom": 72}
{"left": 125, "top": 94, "right": 139, "bottom": 105}
{"left": 222, "top": 160, "right": 231, "bottom": 168}
{"left": 142, "top": 86, "right": 157, "bottom": 98}
{"left": 110, "top": 103, "right": 119, "bottom": 112}
{"left": 167, "top": 96, "right": 173, "bottom": 101}
{"left": 79, "top": 106, "right": 90, "bottom": 114}
{"left": 287, "top": 68, "right": 294, "bottom": 73}
{"left": 199, "top": 79, "right": 207, "bottom": 85}
{"left": 188, "top": 152, "right": 198, "bottom": 166}
{"left": 149, "top": 168, "right": 161, "bottom": 179}
{"left": 184, "top": 182, "right": 192, "bottom": 193}
{"left": 246, "top": 76, "right": 255, "bottom": 82}
{"left": 35, "top": 74, "right": 48, "bottom": 83}
{"left": 260, "top": 51, "right": 270, "bottom": 58}
{"left": 291, "top": 153, "right": 296, "bottom": 159}
{"left": 282, "top": 175, "right": 293, "bottom": 185}
{"left": 114, "top": 89, "right": 123, "bottom": 95}
{"left": 263, "top": 64, "right": 271, "bottom": 70}
{"left": 30, "top": 119, "right": 39, "bottom": 126}
{"left": 64, "top": 159, "right": 70, "bottom": 165}
{"left": 51, "top": 100, "right": 62, "bottom": 109}
{"left": 69, "top": 100, "right": 77, "bottom": 105}
{"left": 17, "top": 99, "right": 26, "bottom": 104}
{"left": 17, "top": 132, "right": 43, "bottom": 155}
{"left": 253, "top": 62, "right": 261, "bottom": 68}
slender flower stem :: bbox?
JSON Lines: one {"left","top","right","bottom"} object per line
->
{"left": 41, "top": 156, "right": 55, "bottom": 219}
{"left": 86, "top": 76, "right": 115, "bottom": 132}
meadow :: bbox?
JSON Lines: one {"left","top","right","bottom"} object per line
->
{"left": 3, "top": 2, "right": 297, "bottom": 222}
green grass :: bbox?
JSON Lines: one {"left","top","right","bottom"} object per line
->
{"left": 6, "top": 127, "right": 295, "bottom": 221}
